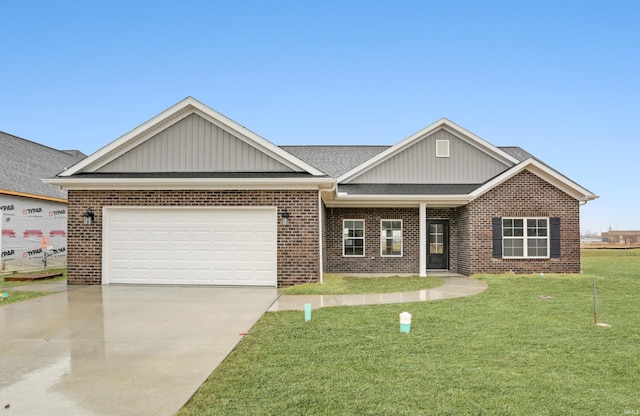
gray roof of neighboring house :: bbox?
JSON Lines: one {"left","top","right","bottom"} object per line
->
{"left": 281, "top": 145, "right": 390, "bottom": 178}
{"left": 0, "top": 130, "right": 86, "bottom": 200}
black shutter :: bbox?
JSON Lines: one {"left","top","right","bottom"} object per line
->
{"left": 492, "top": 218, "right": 502, "bottom": 258}
{"left": 550, "top": 217, "right": 561, "bottom": 258}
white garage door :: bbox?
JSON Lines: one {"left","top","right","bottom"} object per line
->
{"left": 103, "top": 207, "right": 277, "bottom": 286}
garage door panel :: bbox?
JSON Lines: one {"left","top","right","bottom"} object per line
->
{"left": 151, "top": 250, "right": 169, "bottom": 260}
{"left": 151, "top": 230, "right": 170, "bottom": 239}
{"left": 105, "top": 207, "right": 277, "bottom": 286}
{"left": 131, "top": 249, "right": 150, "bottom": 258}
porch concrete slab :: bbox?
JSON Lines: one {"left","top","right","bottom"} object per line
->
{"left": 268, "top": 275, "right": 487, "bottom": 311}
{"left": 0, "top": 285, "right": 278, "bottom": 416}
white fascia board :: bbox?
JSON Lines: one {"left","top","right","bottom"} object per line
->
{"left": 470, "top": 158, "right": 599, "bottom": 202}
{"left": 337, "top": 118, "right": 520, "bottom": 183}
{"left": 43, "top": 176, "right": 335, "bottom": 191}
{"left": 61, "top": 97, "right": 325, "bottom": 177}
{"left": 325, "top": 199, "right": 470, "bottom": 208}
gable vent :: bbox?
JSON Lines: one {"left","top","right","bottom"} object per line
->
{"left": 436, "top": 140, "right": 450, "bottom": 158}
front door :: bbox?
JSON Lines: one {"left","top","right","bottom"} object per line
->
{"left": 427, "top": 220, "right": 449, "bottom": 270}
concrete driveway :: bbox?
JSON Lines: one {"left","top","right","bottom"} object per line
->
{"left": 0, "top": 285, "right": 278, "bottom": 416}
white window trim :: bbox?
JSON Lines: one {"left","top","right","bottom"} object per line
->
{"left": 380, "top": 219, "right": 403, "bottom": 257}
{"left": 343, "top": 219, "right": 365, "bottom": 257}
{"left": 502, "top": 217, "right": 550, "bottom": 259}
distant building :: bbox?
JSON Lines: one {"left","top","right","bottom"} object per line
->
{"left": 601, "top": 231, "right": 640, "bottom": 244}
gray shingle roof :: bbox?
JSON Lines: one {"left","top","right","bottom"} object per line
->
{"left": 498, "top": 146, "right": 534, "bottom": 162}
{"left": 281, "top": 145, "right": 389, "bottom": 178}
{"left": 0, "top": 131, "right": 86, "bottom": 199}
{"left": 284, "top": 145, "right": 535, "bottom": 178}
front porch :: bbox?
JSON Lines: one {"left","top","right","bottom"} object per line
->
{"left": 323, "top": 205, "right": 462, "bottom": 276}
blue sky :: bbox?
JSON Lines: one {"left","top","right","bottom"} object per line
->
{"left": 1, "top": 0, "right": 638, "bottom": 233}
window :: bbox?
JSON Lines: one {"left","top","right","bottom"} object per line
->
{"left": 343, "top": 220, "right": 364, "bottom": 256}
{"left": 381, "top": 220, "right": 402, "bottom": 256}
{"left": 502, "top": 218, "right": 549, "bottom": 258}
{"left": 429, "top": 223, "right": 444, "bottom": 254}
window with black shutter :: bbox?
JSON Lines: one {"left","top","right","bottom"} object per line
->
{"left": 492, "top": 217, "right": 554, "bottom": 259}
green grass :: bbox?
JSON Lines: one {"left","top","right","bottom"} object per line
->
{"left": 283, "top": 274, "right": 444, "bottom": 295}
{"left": 179, "top": 250, "right": 640, "bottom": 416}
{"left": 0, "top": 268, "right": 66, "bottom": 306}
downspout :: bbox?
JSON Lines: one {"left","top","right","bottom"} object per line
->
{"left": 419, "top": 203, "right": 427, "bottom": 277}
{"left": 318, "top": 181, "right": 337, "bottom": 284}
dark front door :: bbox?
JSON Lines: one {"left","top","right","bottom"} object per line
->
{"left": 427, "top": 220, "right": 449, "bottom": 270}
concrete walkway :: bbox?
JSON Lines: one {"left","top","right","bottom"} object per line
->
{"left": 268, "top": 275, "right": 488, "bottom": 311}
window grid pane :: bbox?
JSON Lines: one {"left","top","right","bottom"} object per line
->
{"left": 503, "top": 218, "right": 549, "bottom": 258}
{"left": 343, "top": 220, "right": 365, "bottom": 257}
{"left": 429, "top": 224, "right": 444, "bottom": 254}
{"left": 381, "top": 220, "right": 402, "bottom": 256}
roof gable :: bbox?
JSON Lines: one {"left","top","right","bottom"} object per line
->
{"left": 324, "top": 158, "right": 597, "bottom": 207}
{"left": 97, "top": 113, "right": 294, "bottom": 173}
{"left": 471, "top": 158, "right": 597, "bottom": 202}
{"left": 60, "top": 97, "right": 324, "bottom": 177}
{"left": 338, "top": 118, "right": 520, "bottom": 184}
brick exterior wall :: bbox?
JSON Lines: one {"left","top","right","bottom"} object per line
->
{"left": 323, "top": 207, "right": 460, "bottom": 275}
{"left": 456, "top": 170, "right": 581, "bottom": 275}
{"left": 67, "top": 189, "right": 320, "bottom": 287}
{"left": 323, "top": 171, "right": 581, "bottom": 276}
{"left": 67, "top": 170, "right": 581, "bottom": 285}
{"left": 324, "top": 207, "right": 420, "bottom": 274}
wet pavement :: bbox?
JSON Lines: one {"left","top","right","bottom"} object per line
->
{"left": 0, "top": 285, "right": 278, "bottom": 416}
{"left": 8, "top": 282, "right": 70, "bottom": 293}
{"left": 269, "top": 275, "right": 488, "bottom": 311}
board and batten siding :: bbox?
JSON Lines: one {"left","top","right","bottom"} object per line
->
{"left": 97, "top": 114, "right": 295, "bottom": 173}
{"left": 349, "top": 130, "right": 510, "bottom": 184}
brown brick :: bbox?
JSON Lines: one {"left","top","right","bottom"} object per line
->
{"left": 324, "top": 170, "right": 581, "bottom": 275}
{"left": 67, "top": 190, "right": 320, "bottom": 287}
{"left": 457, "top": 170, "right": 581, "bottom": 275}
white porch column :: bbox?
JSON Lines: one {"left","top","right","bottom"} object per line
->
{"left": 419, "top": 203, "right": 427, "bottom": 277}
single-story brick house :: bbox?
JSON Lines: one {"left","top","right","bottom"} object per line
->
{"left": 45, "top": 97, "right": 597, "bottom": 287}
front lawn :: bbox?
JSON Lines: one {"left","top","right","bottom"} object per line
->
{"left": 283, "top": 274, "right": 444, "bottom": 295}
{"left": 179, "top": 250, "right": 640, "bottom": 415}
{"left": 0, "top": 268, "right": 66, "bottom": 306}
